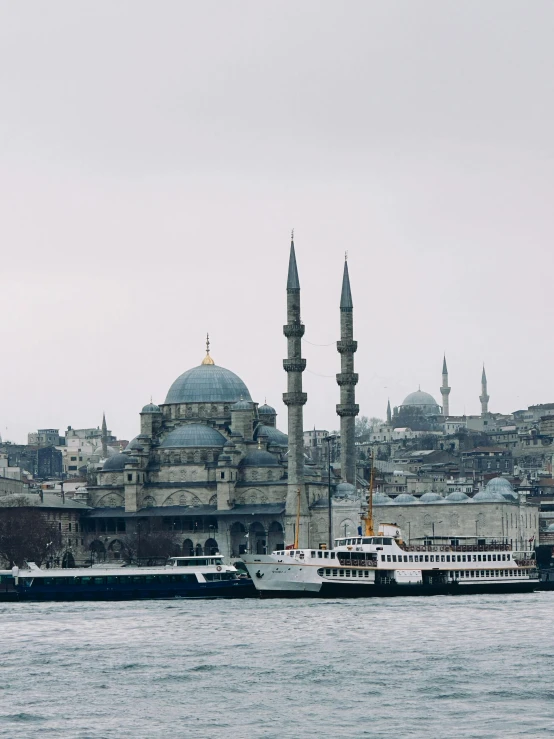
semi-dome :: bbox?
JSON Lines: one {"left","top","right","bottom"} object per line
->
{"left": 142, "top": 402, "right": 161, "bottom": 414}
{"left": 165, "top": 363, "right": 251, "bottom": 405}
{"left": 239, "top": 450, "right": 281, "bottom": 467}
{"left": 102, "top": 453, "right": 138, "bottom": 471}
{"left": 393, "top": 493, "right": 417, "bottom": 504}
{"left": 259, "top": 403, "right": 276, "bottom": 416}
{"left": 419, "top": 492, "right": 444, "bottom": 503}
{"left": 473, "top": 488, "right": 506, "bottom": 502}
{"left": 401, "top": 390, "right": 441, "bottom": 416}
{"left": 445, "top": 491, "right": 471, "bottom": 502}
{"left": 255, "top": 425, "right": 288, "bottom": 447}
{"left": 547, "top": 523, "right": 554, "bottom": 533}
{"left": 126, "top": 437, "right": 143, "bottom": 452}
{"left": 160, "top": 424, "right": 227, "bottom": 448}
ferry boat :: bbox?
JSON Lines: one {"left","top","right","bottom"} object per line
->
{"left": 6, "top": 555, "right": 256, "bottom": 601}
{"left": 242, "top": 523, "right": 539, "bottom": 598}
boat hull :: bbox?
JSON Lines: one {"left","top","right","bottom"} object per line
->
{"left": 15, "top": 578, "right": 257, "bottom": 602}
{"left": 256, "top": 580, "right": 538, "bottom": 598}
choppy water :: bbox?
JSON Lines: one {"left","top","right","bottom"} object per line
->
{"left": 1, "top": 593, "right": 553, "bottom": 738}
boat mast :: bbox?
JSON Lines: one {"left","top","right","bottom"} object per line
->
{"left": 293, "top": 488, "right": 301, "bottom": 549}
{"left": 365, "top": 449, "right": 375, "bottom": 536}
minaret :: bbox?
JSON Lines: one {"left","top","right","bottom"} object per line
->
{"left": 480, "top": 365, "right": 489, "bottom": 416}
{"left": 336, "top": 256, "right": 359, "bottom": 485}
{"left": 440, "top": 355, "right": 451, "bottom": 417}
{"left": 386, "top": 399, "right": 392, "bottom": 426}
{"left": 101, "top": 412, "right": 108, "bottom": 458}
{"left": 283, "top": 233, "right": 309, "bottom": 546}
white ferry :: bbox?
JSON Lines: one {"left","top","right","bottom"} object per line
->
{"left": 4, "top": 555, "right": 256, "bottom": 601}
{"left": 242, "top": 523, "right": 539, "bottom": 598}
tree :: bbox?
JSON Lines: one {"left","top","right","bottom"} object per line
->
{"left": 123, "top": 519, "right": 180, "bottom": 564}
{"left": 0, "top": 497, "right": 62, "bottom": 567}
{"left": 355, "top": 416, "right": 371, "bottom": 441}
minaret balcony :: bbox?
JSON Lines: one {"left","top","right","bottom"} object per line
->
{"left": 283, "top": 359, "right": 306, "bottom": 373}
{"left": 336, "top": 403, "right": 360, "bottom": 417}
{"left": 283, "top": 392, "right": 308, "bottom": 406}
{"left": 283, "top": 323, "right": 305, "bottom": 338}
{"left": 336, "top": 372, "right": 359, "bottom": 386}
{"left": 336, "top": 339, "right": 358, "bottom": 354}
{"left": 440, "top": 386, "right": 451, "bottom": 394}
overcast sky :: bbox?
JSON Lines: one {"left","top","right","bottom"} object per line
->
{"left": 0, "top": 2, "right": 553, "bottom": 444}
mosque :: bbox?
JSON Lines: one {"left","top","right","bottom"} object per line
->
{"left": 85, "top": 238, "right": 361, "bottom": 559}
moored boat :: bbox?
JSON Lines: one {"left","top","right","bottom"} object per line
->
{"left": 242, "top": 523, "right": 539, "bottom": 598}
{"left": 7, "top": 555, "right": 256, "bottom": 601}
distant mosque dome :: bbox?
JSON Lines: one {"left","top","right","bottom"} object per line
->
{"left": 485, "top": 477, "right": 515, "bottom": 500}
{"left": 372, "top": 492, "right": 393, "bottom": 505}
{"left": 401, "top": 390, "right": 441, "bottom": 416}
{"left": 473, "top": 488, "right": 506, "bottom": 503}
{"left": 232, "top": 399, "right": 254, "bottom": 411}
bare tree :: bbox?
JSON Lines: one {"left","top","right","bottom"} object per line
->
{"left": 123, "top": 519, "right": 180, "bottom": 564}
{"left": 0, "top": 497, "right": 62, "bottom": 567}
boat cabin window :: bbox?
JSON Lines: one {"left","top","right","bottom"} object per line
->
{"left": 382, "top": 538, "right": 392, "bottom": 545}
{"left": 330, "top": 552, "right": 336, "bottom": 559}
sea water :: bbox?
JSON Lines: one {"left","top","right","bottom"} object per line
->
{"left": 1, "top": 592, "right": 553, "bottom": 738}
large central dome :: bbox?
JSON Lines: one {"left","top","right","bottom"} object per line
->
{"left": 165, "top": 363, "right": 252, "bottom": 404}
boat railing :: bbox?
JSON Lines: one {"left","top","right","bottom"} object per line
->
{"left": 399, "top": 544, "right": 513, "bottom": 553}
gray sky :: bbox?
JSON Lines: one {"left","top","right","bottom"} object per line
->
{"left": 1, "top": 1, "right": 553, "bottom": 443}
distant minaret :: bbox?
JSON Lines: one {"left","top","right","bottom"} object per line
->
{"left": 440, "top": 355, "right": 451, "bottom": 417}
{"left": 336, "top": 256, "right": 359, "bottom": 485}
{"left": 101, "top": 412, "right": 108, "bottom": 458}
{"left": 283, "top": 232, "right": 309, "bottom": 546}
{"left": 386, "top": 399, "right": 392, "bottom": 426}
{"left": 480, "top": 365, "right": 490, "bottom": 416}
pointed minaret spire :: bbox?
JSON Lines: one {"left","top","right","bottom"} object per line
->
{"left": 336, "top": 256, "right": 359, "bottom": 485}
{"left": 340, "top": 258, "right": 353, "bottom": 310}
{"left": 440, "top": 354, "right": 451, "bottom": 417}
{"left": 480, "top": 364, "right": 489, "bottom": 416}
{"left": 101, "top": 412, "right": 108, "bottom": 458}
{"left": 287, "top": 231, "right": 300, "bottom": 290}
{"left": 283, "top": 232, "right": 308, "bottom": 546}
{"left": 386, "top": 399, "right": 392, "bottom": 426}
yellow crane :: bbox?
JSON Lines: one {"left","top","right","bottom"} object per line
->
{"left": 364, "top": 449, "right": 375, "bottom": 536}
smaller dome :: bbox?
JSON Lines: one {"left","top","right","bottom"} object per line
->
{"left": 547, "top": 523, "right": 554, "bottom": 533}
{"left": 160, "top": 424, "right": 227, "bottom": 448}
{"left": 501, "top": 491, "right": 517, "bottom": 501}
{"left": 259, "top": 403, "right": 276, "bottom": 416}
{"left": 486, "top": 477, "right": 513, "bottom": 493}
{"left": 393, "top": 493, "right": 417, "bottom": 504}
{"left": 102, "top": 453, "right": 138, "bottom": 471}
{"left": 142, "top": 402, "right": 161, "bottom": 414}
{"left": 473, "top": 489, "right": 505, "bottom": 502}
{"left": 255, "top": 425, "right": 288, "bottom": 447}
{"left": 419, "top": 492, "right": 444, "bottom": 503}
{"left": 335, "top": 482, "right": 356, "bottom": 498}
{"left": 445, "top": 491, "right": 471, "bottom": 502}
{"left": 372, "top": 492, "right": 393, "bottom": 505}
{"left": 232, "top": 399, "right": 254, "bottom": 411}
{"left": 239, "top": 450, "right": 280, "bottom": 467}
{"left": 126, "top": 437, "right": 143, "bottom": 452}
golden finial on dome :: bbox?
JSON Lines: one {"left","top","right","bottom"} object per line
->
{"left": 202, "top": 333, "right": 215, "bottom": 365}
